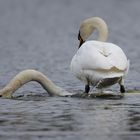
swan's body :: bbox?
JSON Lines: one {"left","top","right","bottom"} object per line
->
{"left": 71, "top": 41, "right": 129, "bottom": 89}
{"left": 71, "top": 17, "right": 129, "bottom": 94}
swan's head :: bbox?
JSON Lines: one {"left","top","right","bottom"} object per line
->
{"left": 78, "top": 17, "right": 108, "bottom": 48}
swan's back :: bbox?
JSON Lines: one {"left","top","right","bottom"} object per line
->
{"left": 70, "top": 41, "right": 129, "bottom": 85}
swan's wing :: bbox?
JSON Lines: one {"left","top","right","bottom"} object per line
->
{"left": 105, "top": 43, "right": 128, "bottom": 70}
{"left": 71, "top": 41, "right": 128, "bottom": 74}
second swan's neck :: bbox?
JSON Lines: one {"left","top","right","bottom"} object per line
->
{"left": 80, "top": 17, "right": 108, "bottom": 42}
{"left": 0, "top": 70, "right": 73, "bottom": 98}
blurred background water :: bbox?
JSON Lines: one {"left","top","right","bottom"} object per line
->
{"left": 0, "top": 0, "right": 140, "bottom": 140}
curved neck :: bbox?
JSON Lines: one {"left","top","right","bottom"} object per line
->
{"left": 0, "top": 70, "right": 73, "bottom": 98}
{"left": 80, "top": 17, "right": 108, "bottom": 42}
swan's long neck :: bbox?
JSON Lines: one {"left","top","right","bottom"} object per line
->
{"left": 80, "top": 17, "right": 108, "bottom": 42}
{"left": 0, "top": 70, "right": 72, "bottom": 98}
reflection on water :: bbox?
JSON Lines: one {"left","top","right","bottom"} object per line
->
{"left": 0, "top": 0, "right": 140, "bottom": 140}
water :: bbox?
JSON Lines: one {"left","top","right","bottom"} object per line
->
{"left": 0, "top": 95, "right": 140, "bottom": 140}
{"left": 0, "top": 0, "right": 140, "bottom": 139}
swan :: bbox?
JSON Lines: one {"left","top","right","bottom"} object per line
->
{"left": 70, "top": 17, "right": 129, "bottom": 95}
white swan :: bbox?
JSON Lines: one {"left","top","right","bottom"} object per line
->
{"left": 70, "top": 17, "right": 129, "bottom": 95}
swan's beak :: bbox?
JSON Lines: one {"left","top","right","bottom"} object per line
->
{"left": 79, "top": 39, "right": 84, "bottom": 48}
{"left": 78, "top": 31, "right": 85, "bottom": 48}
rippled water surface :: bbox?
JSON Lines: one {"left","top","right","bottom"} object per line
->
{"left": 0, "top": 0, "right": 140, "bottom": 140}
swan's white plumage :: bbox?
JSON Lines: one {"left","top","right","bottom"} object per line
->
{"left": 70, "top": 41, "right": 129, "bottom": 87}
{"left": 70, "top": 17, "right": 129, "bottom": 90}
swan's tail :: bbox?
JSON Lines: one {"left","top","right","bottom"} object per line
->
{"left": 96, "top": 77, "right": 121, "bottom": 89}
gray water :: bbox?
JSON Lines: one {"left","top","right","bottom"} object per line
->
{"left": 0, "top": 0, "right": 140, "bottom": 140}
